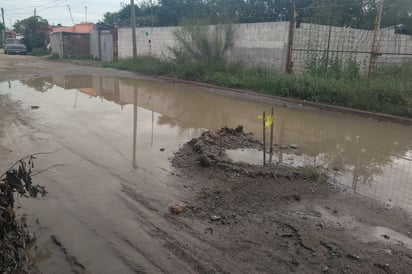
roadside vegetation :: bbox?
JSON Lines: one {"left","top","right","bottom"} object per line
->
{"left": 104, "top": 22, "right": 412, "bottom": 118}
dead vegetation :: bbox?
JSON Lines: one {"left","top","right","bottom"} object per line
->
{"left": 0, "top": 156, "right": 47, "bottom": 273}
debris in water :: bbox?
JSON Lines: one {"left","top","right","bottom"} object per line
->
{"left": 30, "top": 105, "right": 40, "bottom": 109}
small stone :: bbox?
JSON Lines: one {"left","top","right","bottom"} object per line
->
{"left": 346, "top": 254, "right": 361, "bottom": 260}
{"left": 382, "top": 234, "right": 390, "bottom": 239}
{"left": 209, "top": 215, "right": 222, "bottom": 221}
{"left": 160, "top": 148, "right": 165, "bottom": 152}
{"left": 205, "top": 227, "right": 213, "bottom": 234}
{"left": 280, "top": 145, "right": 289, "bottom": 149}
{"left": 193, "top": 140, "right": 206, "bottom": 153}
{"left": 382, "top": 249, "right": 392, "bottom": 255}
{"left": 169, "top": 204, "right": 184, "bottom": 215}
{"left": 289, "top": 144, "right": 299, "bottom": 149}
{"left": 322, "top": 266, "right": 329, "bottom": 272}
{"left": 291, "top": 259, "right": 299, "bottom": 265}
{"left": 197, "top": 155, "right": 211, "bottom": 167}
{"left": 31, "top": 105, "right": 40, "bottom": 109}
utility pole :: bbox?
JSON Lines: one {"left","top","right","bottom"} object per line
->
{"left": 1, "top": 8, "right": 5, "bottom": 41}
{"left": 368, "top": 0, "right": 383, "bottom": 77}
{"left": 1, "top": 7, "right": 5, "bottom": 28}
{"left": 34, "top": 8, "right": 36, "bottom": 17}
{"left": 131, "top": 0, "right": 137, "bottom": 57}
{"left": 67, "top": 5, "right": 75, "bottom": 25}
{"left": 85, "top": 6, "right": 87, "bottom": 22}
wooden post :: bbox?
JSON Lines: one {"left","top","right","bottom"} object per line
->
{"left": 286, "top": 3, "right": 297, "bottom": 73}
{"left": 368, "top": 0, "right": 383, "bottom": 77}
{"left": 262, "top": 111, "right": 266, "bottom": 165}
{"left": 269, "top": 107, "right": 274, "bottom": 163}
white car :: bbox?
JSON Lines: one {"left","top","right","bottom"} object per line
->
{"left": 4, "top": 38, "right": 27, "bottom": 55}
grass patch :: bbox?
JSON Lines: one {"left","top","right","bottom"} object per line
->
{"left": 30, "top": 47, "right": 50, "bottom": 56}
{"left": 104, "top": 57, "right": 412, "bottom": 118}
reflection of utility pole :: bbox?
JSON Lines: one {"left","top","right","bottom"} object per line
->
{"left": 73, "top": 91, "right": 78, "bottom": 108}
{"left": 368, "top": 0, "right": 383, "bottom": 77}
{"left": 131, "top": 0, "right": 137, "bottom": 57}
{"left": 132, "top": 86, "right": 138, "bottom": 168}
{"left": 151, "top": 111, "right": 154, "bottom": 146}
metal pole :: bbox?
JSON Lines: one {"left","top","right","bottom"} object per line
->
{"left": 262, "top": 111, "right": 266, "bottom": 165}
{"left": 269, "top": 107, "right": 274, "bottom": 163}
{"left": 131, "top": 0, "right": 137, "bottom": 57}
{"left": 286, "top": 3, "right": 297, "bottom": 73}
{"left": 368, "top": 0, "right": 383, "bottom": 77}
{"left": 132, "top": 86, "right": 138, "bottom": 168}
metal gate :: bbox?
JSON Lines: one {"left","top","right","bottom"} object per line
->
{"left": 100, "top": 30, "right": 113, "bottom": 62}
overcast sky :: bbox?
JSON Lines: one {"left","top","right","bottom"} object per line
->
{"left": 1, "top": 0, "right": 149, "bottom": 28}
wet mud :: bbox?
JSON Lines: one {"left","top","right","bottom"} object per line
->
{"left": 1, "top": 55, "right": 412, "bottom": 273}
{"left": 172, "top": 127, "right": 412, "bottom": 273}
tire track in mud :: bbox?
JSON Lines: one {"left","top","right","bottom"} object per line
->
{"left": 51, "top": 235, "right": 88, "bottom": 274}
{"left": 119, "top": 184, "right": 239, "bottom": 274}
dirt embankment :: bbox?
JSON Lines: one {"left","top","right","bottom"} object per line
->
{"left": 171, "top": 127, "right": 412, "bottom": 273}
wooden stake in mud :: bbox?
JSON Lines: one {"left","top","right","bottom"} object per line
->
{"left": 262, "top": 111, "right": 266, "bottom": 165}
{"left": 269, "top": 107, "right": 274, "bottom": 163}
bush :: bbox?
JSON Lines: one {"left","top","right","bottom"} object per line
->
{"left": 31, "top": 47, "right": 49, "bottom": 56}
{"left": 103, "top": 55, "right": 174, "bottom": 75}
{"left": 47, "top": 52, "right": 60, "bottom": 60}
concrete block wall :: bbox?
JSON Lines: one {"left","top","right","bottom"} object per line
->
{"left": 118, "top": 22, "right": 290, "bottom": 72}
{"left": 117, "top": 21, "right": 412, "bottom": 73}
{"left": 118, "top": 26, "right": 179, "bottom": 59}
{"left": 292, "top": 23, "right": 412, "bottom": 73}
{"left": 225, "top": 22, "right": 289, "bottom": 71}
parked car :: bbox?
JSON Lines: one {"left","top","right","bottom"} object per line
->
{"left": 3, "top": 38, "right": 27, "bottom": 55}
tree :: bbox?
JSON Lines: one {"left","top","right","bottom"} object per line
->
{"left": 14, "top": 16, "right": 49, "bottom": 52}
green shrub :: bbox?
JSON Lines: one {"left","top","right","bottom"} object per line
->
{"left": 31, "top": 47, "right": 49, "bottom": 56}
{"left": 47, "top": 52, "right": 60, "bottom": 60}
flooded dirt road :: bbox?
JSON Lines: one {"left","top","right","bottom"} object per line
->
{"left": 1, "top": 55, "right": 412, "bottom": 273}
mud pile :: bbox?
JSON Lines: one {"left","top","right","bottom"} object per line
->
{"left": 0, "top": 157, "right": 47, "bottom": 273}
{"left": 173, "top": 125, "right": 324, "bottom": 181}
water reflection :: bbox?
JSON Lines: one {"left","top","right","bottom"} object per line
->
{"left": 13, "top": 75, "right": 412, "bottom": 211}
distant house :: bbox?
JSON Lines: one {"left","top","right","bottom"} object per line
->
{"left": 5, "top": 31, "right": 16, "bottom": 39}
{"left": 51, "top": 23, "right": 94, "bottom": 34}
{"left": 49, "top": 22, "right": 117, "bottom": 61}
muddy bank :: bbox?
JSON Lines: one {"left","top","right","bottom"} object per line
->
{"left": 172, "top": 127, "right": 412, "bottom": 273}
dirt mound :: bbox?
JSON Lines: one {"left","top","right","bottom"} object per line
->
{"left": 173, "top": 125, "right": 323, "bottom": 180}
{"left": 171, "top": 127, "right": 412, "bottom": 273}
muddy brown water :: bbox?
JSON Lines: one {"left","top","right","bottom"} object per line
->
{"left": 1, "top": 75, "right": 412, "bottom": 272}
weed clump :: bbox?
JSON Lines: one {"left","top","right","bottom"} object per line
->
{"left": 0, "top": 156, "right": 47, "bottom": 273}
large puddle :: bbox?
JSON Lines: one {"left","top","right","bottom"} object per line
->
{"left": 1, "top": 75, "right": 412, "bottom": 214}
